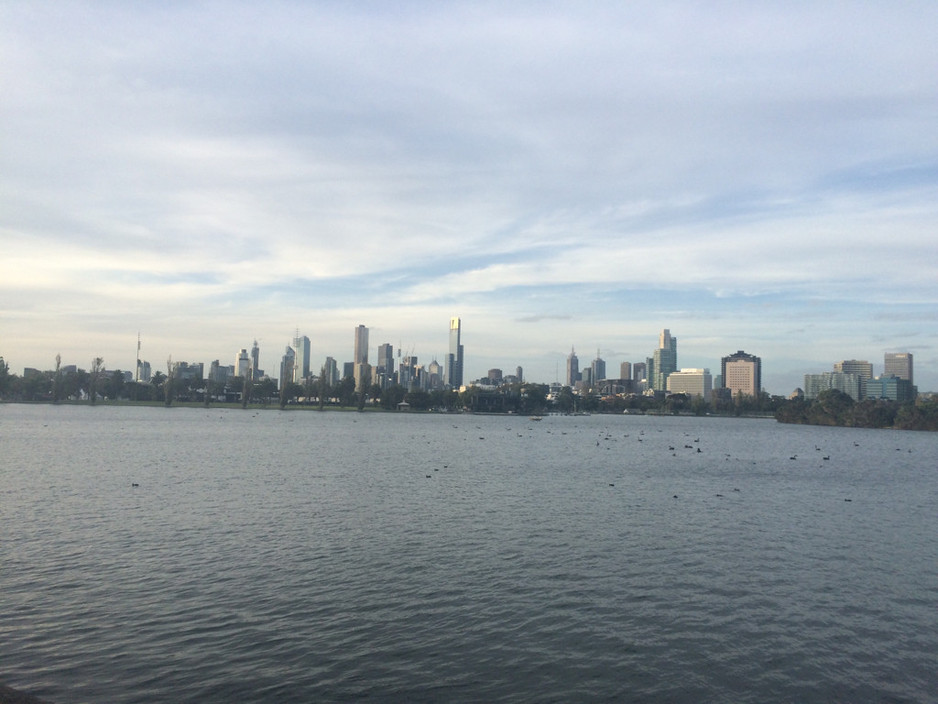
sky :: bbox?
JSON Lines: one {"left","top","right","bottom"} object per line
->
{"left": 2, "top": 1, "right": 937, "bottom": 394}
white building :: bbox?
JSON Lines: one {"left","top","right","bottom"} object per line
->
{"left": 666, "top": 368, "right": 712, "bottom": 398}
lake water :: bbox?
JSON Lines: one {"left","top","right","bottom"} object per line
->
{"left": 2, "top": 404, "right": 936, "bottom": 703}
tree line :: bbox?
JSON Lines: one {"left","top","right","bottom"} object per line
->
{"left": 775, "top": 388, "right": 938, "bottom": 431}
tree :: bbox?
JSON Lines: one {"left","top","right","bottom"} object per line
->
{"left": 318, "top": 365, "right": 329, "bottom": 410}
{"left": 89, "top": 357, "right": 104, "bottom": 405}
{"left": 164, "top": 357, "right": 176, "bottom": 407}
{"left": 0, "top": 357, "right": 10, "bottom": 398}
{"left": 53, "top": 354, "right": 63, "bottom": 403}
{"left": 106, "top": 370, "right": 125, "bottom": 400}
{"left": 335, "top": 376, "right": 356, "bottom": 407}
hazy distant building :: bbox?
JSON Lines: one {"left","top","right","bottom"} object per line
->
{"left": 446, "top": 317, "right": 464, "bottom": 388}
{"left": 399, "top": 355, "right": 418, "bottom": 390}
{"left": 721, "top": 350, "right": 761, "bottom": 398}
{"left": 209, "top": 360, "right": 227, "bottom": 384}
{"left": 632, "top": 362, "right": 646, "bottom": 388}
{"left": 323, "top": 357, "right": 339, "bottom": 386}
{"left": 342, "top": 361, "right": 354, "bottom": 380}
{"left": 620, "top": 361, "right": 632, "bottom": 382}
{"left": 280, "top": 346, "right": 295, "bottom": 388}
{"left": 591, "top": 350, "right": 606, "bottom": 384}
{"left": 137, "top": 359, "right": 152, "bottom": 383}
{"left": 666, "top": 368, "right": 712, "bottom": 398}
{"left": 884, "top": 352, "right": 913, "bottom": 385}
{"left": 566, "top": 347, "right": 580, "bottom": 387}
{"left": 427, "top": 359, "right": 443, "bottom": 390}
{"left": 376, "top": 343, "right": 394, "bottom": 389}
{"left": 488, "top": 368, "right": 503, "bottom": 383}
{"left": 648, "top": 329, "right": 677, "bottom": 392}
{"left": 866, "top": 375, "right": 916, "bottom": 402}
{"left": 804, "top": 371, "right": 862, "bottom": 401}
{"left": 354, "top": 325, "right": 369, "bottom": 365}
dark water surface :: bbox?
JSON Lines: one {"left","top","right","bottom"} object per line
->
{"left": 2, "top": 404, "right": 936, "bottom": 703}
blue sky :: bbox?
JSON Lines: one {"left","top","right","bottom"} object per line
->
{"left": 2, "top": 1, "right": 936, "bottom": 393}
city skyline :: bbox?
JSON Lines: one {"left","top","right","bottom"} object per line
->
{"left": 2, "top": 4, "right": 936, "bottom": 393}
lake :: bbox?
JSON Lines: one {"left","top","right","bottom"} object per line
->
{"left": 2, "top": 404, "right": 936, "bottom": 702}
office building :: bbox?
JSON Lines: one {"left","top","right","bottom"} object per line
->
{"left": 721, "top": 350, "right": 761, "bottom": 398}
{"left": 236, "top": 349, "right": 250, "bottom": 378}
{"left": 866, "top": 375, "right": 916, "bottom": 402}
{"left": 323, "top": 357, "right": 339, "bottom": 386}
{"left": 293, "top": 334, "right": 310, "bottom": 382}
{"left": 446, "top": 317, "right": 464, "bottom": 388}
{"left": 354, "top": 325, "right": 369, "bottom": 365}
{"left": 280, "top": 346, "right": 295, "bottom": 388}
{"left": 566, "top": 347, "right": 580, "bottom": 387}
{"left": 591, "top": 350, "right": 606, "bottom": 384}
{"left": 649, "top": 329, "right": 678, "bottom": 391}
{"left": 620, "top": 361, "right": 631, "bottom": 382}
{"left": 833, "top": 360, "right": 873, "bottom": 397}
{"left": 884, "top": 352, "right": 913, "bottom": 385}
{"left": 804, "top": 371, "right": 862, "bottom": 401}
{"left": 666, "top": 368, "right": 712, "bottom": 398}
{"left": 376, "top": 343, "right": 394, "bottom": 389}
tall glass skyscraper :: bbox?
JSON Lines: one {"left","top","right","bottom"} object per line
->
{"left": 650, "top": 329, "right": 677, "bottom": 391}
{"left": 446, "top": 317, "right": 464, "bottom": 389}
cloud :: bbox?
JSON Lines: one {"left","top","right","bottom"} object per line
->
{"left": 1, "top": 2, "right": 937, "bottom": 392}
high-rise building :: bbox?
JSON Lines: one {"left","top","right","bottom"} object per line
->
{"left": 721, "top": 350, "right": 762, "bottom": 398}
{"left": 834, "top": 360, "right": 872, "bottom": 398}
{"left": 884, "top": 352, "right": 913, "bottom": 384}
{"left": 650, "top": 329, "right": 677, "bottom": 391}
{"left": 566, "top": 347, "right": 580, "bottom": 387}
{"left": 236, "top": 348, "right": 251, "bottom": 378}
{"left": 251, "top": 340, "right": 260, "bottom": 380}
{"left": 620, "top": 361, "right": 632, "bottom": 382}
{"left": 354, "top": 325, "right": 369, "bottom": 365}
{"left": 293, "top": 334, "right": 310, "bottom": 382}
{"left": 323, "top": 357, "right": 339, "bottom": 386}
{"left": 632, "top": 362, "right": 646, "bottom": 386}
{"left": 591, "top": 350, "right": 606, "bottom": 384}
{"left": 376, "top": 343, "right": 394, "bottom": 388}
{"left": 834, "top": 360, "right": 873, "bottom": 379}
{"left": 666, "top": 368, "right": 712, "bottom": 398}
{"left": 446, "top": 317, "right": 464, "bottom": 389}
{"left": 280, "top": 346, "right": 295, "bottom": 388}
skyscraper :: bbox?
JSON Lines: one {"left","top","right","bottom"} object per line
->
{"left": 354, "top": 325, "right": 369, "bottom": 365}
{"left": 293, "top": 333, "right": 310, "bottom": 382}
{"left": 446, "top": 317, "right": 464, "bottom": 389}
{"left": 236, "top": 348, "right": 250, "bottom": 378}
{"left": 566, "top": 347, "right": 579, "bottom": 387}
{"left": 650, "top": 329, "right": 677, "bottom": 391}
{"left": 884, "top": 352, "right": 913, "bottom": 384}
{"left": 280, "top": 346, "right": 295, "bottom": 388}
{"left": 377, "top": 343, "right": 394, "bottom": 388}
{"left": 721, "top": 350, "right": 762, "bottom": 398}
{"left": 591, "top": 349, "right": 606, "bottom": 384}
{"left": 620, "top": 361, "right": 632, "bottom": 381}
